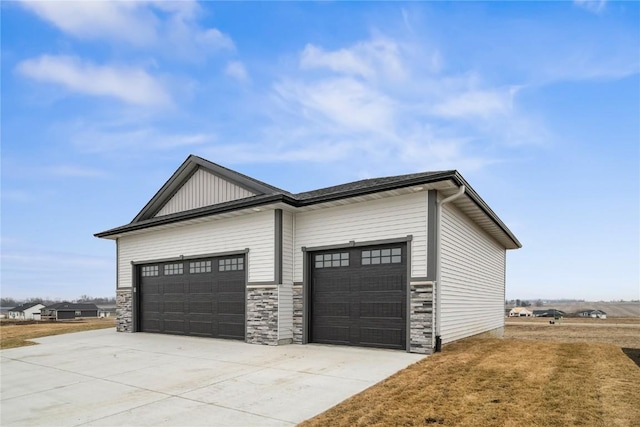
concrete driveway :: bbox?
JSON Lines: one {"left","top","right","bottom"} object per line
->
{"left": 1, "top": 329, "right": 424, "bottom": 426}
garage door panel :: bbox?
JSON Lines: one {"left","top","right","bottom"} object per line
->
{"left": 188, "top": 281, "right": 214, "bottom": 293}
{"left": 189, "top": 320, "right": 214, "bottom": 336}
{"left": 163, "top": 282, "right": 188, "bottom": 294}
{"left": 310, "top": 244, "right": 406, "bottom": 349}
{"left": 313, "top": 326, "right": 350, "bottom": 344}
{"left": 163, "top": 319, "right": 186, "bottom": 334}
{"left": 359, "top": 301, "right": 403, "bottom": 319}
{"left": 218, "top": 320, "right": 244, "bottom": 340}
{"left": 189, "top": 301, "right": 214, "bottom": 314}
{"left": 218, "top": 301, "right": 244, "bottom": 315}
{"left": 358, "top": 274, "right": 404, "bottom": 292}
{"left": 218, "top": 279, "right": 243, "bottom": 292}
{"left": 142, "top": 318, "right": 162, "bottom": 333}
{"left": 142, "top": 301, "right": 160, "bottom": 313}
{"left": 139, "top": 255, "right": 245, "bottom": 340}
{"left": 164, "top": 301, "right": 186, "bottom": 313}
{"left": 217, "top": 290, "right": 244, "bottom": 300}
{"left": 144, "top": 283, "right": 161, "bottom": 294}
{"left": 313, "top": 302, "right": 350, "bottom": 317}
{"left": 360, "top": 327, "right": 404, "bottom": 349}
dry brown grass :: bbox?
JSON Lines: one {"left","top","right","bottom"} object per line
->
{"left": 0, "top": 318, "right": 115, "bottom": 349}
{"left": 300, "top": 337, "right": 640, "bottom": 427}
{"left": 505, "top": 321, "right": 640, "bottom": 349}
{"left": 507, "top": 316, "right": 640, "bottom": 325}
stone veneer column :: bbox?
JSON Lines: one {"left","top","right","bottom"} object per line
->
{"left": 246, "top": 287, "right": 278, "bottom": 345}
{"left": 116, "top": 289, "right": 133, "bottom": 332}
{"left": 410, "top": 282, "right": 434, "bottom": 354}
{"left": 292, "top": 285, "right": 303, "bottom": 344}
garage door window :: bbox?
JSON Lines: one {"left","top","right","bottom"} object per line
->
{"left": 314, "top": 252, "right": 349, "bottom": 268}
{"left": 141, "top": 265, "right": 159, "bottom": 276}
{"left": 190, "top": 260, "right": 212, "bottom": 274}
{"left": 362, "top": 248, "right": 402, "bottom": 265}
{"left": 219, "top": 257, "right": 244, "bottom": 271}
{"left": 164, "top": 263, "right": 183, "bottom": 275}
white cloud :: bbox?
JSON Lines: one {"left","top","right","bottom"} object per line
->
{"left": 300, "top": 37, "right": 407, "bottom": 81}
{"left": 225, "top": 61, "right": 250, "bottom": 82}
{"left": 20, "top": 1, "right": 158, "bottom": 46}
{"left": 300, "top": 44, "right": 374, "bottom": 79}
{"left": 430, "top": 89, "right": 513, "bottom": 119}
{"left": 17, "top": 55, "right": 171, "bottom": 106}
{"left": 574, "top": 0, "right": 607, "bottom": 14}
{"left": 201, "top": 140, "right": 354, "bottom": 164}
{"left": 274, "top": 77, "right": 395, "bottom": 134}
{"left": 195, "top": 28, "right": 235, "bottom": 51}
{"left": 253, "top": 35, "right": 537, "bottom": 175}
{"left": 539, "top": 52, "right": 639, "bottom": 83}
{"left": 19, "top": 0, "right": 234, "bottom": 57}
{"left": 69, "top": 120, "right": 214, "bottom": 153}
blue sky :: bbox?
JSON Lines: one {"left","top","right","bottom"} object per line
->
{"left": 1, "top": 1, "right": 638, "bottom": 302}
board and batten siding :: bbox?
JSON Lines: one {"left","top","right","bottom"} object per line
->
{"left": 293, "top": 192, "right": 428, "bottom": 282}
{"left": 117, "top": 211, "right": 274, "bottom": 288}
{"left": 439, "top": 202, "right": 506, "bottom": 344}
{"left": 155, "top": 168, "right": 256, "bottom": 217}
{"left": 278, "top": 210, "right": 294, "bottom": 340}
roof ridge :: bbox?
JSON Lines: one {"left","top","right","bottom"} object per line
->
{"left": 294, "top": 170, "right": 456, "bottom": 199}
{"left": 190, "top": 155, "right": 291, "bottom": 196}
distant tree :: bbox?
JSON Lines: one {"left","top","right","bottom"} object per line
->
{"left": 1, "top": 297, "right": 18, "bottom": 307}
{"left": 535, "top": 299, "right": 544, "bottom": 307}
{"left": 76, "top": 295, "right": 116, "bottom": 304}
{"left": 516, "top": 299, "right": 521, "bottom": 307}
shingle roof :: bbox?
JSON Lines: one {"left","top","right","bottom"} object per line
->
{"left": 95, "top": 155, "right": 521, "bottom": 249}
{"left": 294, "top": 171, "right": 452, "bottom": 200}
{"left": 8, "top": 302, "right": 43, "bottom": 312}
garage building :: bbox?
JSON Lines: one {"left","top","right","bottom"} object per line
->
{"left": 95, "top": 155, "right": 521, "bottom": 354}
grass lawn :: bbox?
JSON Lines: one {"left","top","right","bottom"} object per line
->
{"left": 0, "top": 318, "right": 115, "bottom": 349}
{"left": 300, "top": 322, "right": 640, "bottom": 427}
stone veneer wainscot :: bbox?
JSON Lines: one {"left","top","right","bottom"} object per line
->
{"left": 409, "top": 282, "right": 434, "bottom": 354}
{"left": 246, "top": 287, "right": 278, "bottom": 345}
{"left": 116, "top": 289, "right": 133, "bottom": 332}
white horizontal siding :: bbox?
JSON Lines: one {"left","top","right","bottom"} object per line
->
{"left": 278, "top": 283, "right": 293, "bottom": 340}
{"left": 118, "top": 211, "right": 274, "bottom": 288}
{"left": 440, "top": 202, "right": 506, "bottom": 344}
{"left": 282, "top": 211, "right": 294, "bottom": 285}
{"left": 279, "top": 211, "right": 294, "bottom": 340}
{"left": 156, "top": 168, "right": 255, "bottom": 217}
{"left": 294, "top": 192, "right": 428, "bottom": 282}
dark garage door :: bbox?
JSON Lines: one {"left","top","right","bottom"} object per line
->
{"left": 139, "top": 255, "right": 245, "bottom": 340}
{"left": 310, "top": 244, "right": 406, "bottom": 350}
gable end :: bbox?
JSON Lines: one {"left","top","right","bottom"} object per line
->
{"left": 132, "top": 155, "right": 286, "bottom": 222}
{"left": 155, "top": 168, "right": 257, "bottom": 217}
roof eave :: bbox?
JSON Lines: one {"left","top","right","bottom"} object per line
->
{"left": 95, "top": 193, "right": 296, "bottom": 238}
{"left": 297, "top": 170, "right": 458, "bottom": 205}
{"left": 96, "top": 169, "right": 521, "bottom": 250}
{"left": 450, "top": 172, "right": 522, "bottom": 249}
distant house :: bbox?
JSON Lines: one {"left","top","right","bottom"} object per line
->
{"left": 40, "top": 302, "right": 99, "bottom": 320}
{"left": 98, "top": 307, "right": 117, "bottom": 318}
{"left": 7, "top": 303, "right": 45, "bottom": 320}
{"left": 532, "top": 309, "right": 565, "bottom": 318}
{"left": 509, "top": 307, "right": 533, "bottom": 317}
{"left": 577, "top": 309, "right": 607, "bottom": 319}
